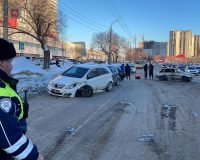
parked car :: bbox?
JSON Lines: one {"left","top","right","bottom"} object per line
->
{"left": 195, "top": 65, "right": 200, "bottom": 74}
{"left": 106, "top": 65, "right": 121, "bottom": 86}
{"left": 155, "top": 68, "right": 193, "bottom": 82}
{"left": 66, "top": 59, "right": 83, "bottom": 64}
{"left": 116, "top": 67, "right": 125, "bottom": 80}
{"left": 185, "top": 66, "right": 198, "bottom": 76}
{"left": 129, "top": 64, "right": 136, "bottom": 73}
{"left": 47, "top": 65, "right": 113, "bottom": 97}
{"left": 178, "top": 65, "right": 186, "bottom": 72}
{"left": 33, "top": 58, "right": 43, "bottom": 66}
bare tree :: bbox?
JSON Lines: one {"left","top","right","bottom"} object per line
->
{"left": 125, "top": 48, "right": 148, "bottom": 62}
{"left": 92, "top": 31, "right": 126, "bottom": 63}
{"left": 92, "top": 31, "right": 110, "bottom": 57}
{"left": 7, "top": 0, "right": 66, "bottom": 69}
{"left": 111, "top": 33, "right": 126, "bottom": 63}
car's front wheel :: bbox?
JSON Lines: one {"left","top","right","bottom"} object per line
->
{"left": 182, "top": 76, "right": 189, "bottom": 82}
{"left": 159, "top": 75, "right": 168, "bottom": 81}
{"left": 80, "top": 85, "right": 93, "bottom": 97}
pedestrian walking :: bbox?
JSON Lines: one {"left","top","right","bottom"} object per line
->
{"left": 0, "top": 38, "right": 44, "bottom": 160}
{"left": 125, "top": 63, "right": 131, "bottom": 80}
{"left": 149, "top": 62, "right": 154, "bottom": 79}
{"left": 144, "top": 63, "right": 148, "bottom": 79}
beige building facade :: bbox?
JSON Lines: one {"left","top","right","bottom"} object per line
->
{"left": 194, "top": 35, "right": 200, "bottom": 57}
{"left": 169, "top": 30, "right": 194, "bottom": 58}
{"left": 64, "top": 42, "right": 87, "bottom": 60}
{"left": 87, "top": 48, "right": 107, "bottom": 61}
{"left": 0, "top": 0, "right": 62, "bottom": 58}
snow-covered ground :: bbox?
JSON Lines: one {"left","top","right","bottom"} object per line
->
{"left": 12, "top": 56, "right": 72, "bottom": 97}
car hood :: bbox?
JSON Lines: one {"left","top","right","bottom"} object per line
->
{"left": 51, "top": 75, "right": 83, "bottom": 85}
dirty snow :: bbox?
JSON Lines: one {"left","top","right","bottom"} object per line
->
{"left": 11, "top": 56, "right": 72, "bottom": 97}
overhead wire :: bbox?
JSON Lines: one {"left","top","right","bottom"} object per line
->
{"left": 54, "top": 0, "right": 107, "bottom": 32}
{"left": 59, "top": 1, "right": 107, "bottom": 29}
{"left": 102, "top": 0, "right": 133, "bottom": 38}
{"left": 109, "top": 0, "right": 132, "bottom": 35}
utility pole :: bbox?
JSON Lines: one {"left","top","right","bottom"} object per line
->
{"left": 61, "top": 37, "right": 64, "bottom": 66}
{"left": 141, "top": 33, "right": 145, "bottom": 45}
{"left": 134, "top": 33, "right": 137, "bottom": 49}
{"left": 109, "top": 25, "right": 112, "bottom": 64}
{"left": 109, "top": 19, "right": 120, "bottom": 64}
{"left": 3, "top": 0, "right": 8, "bottom": 40}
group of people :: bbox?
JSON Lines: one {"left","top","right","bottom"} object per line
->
{"left": 121, "top": 63, "right": 131, "bottom": 80}
{"left": 120, "top": 62, "right": 154, "bottom": 80}
{"left": 144, "top": 62, "right": 154, "bottom": 79}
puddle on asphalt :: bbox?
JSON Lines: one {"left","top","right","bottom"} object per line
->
{"left": 160, "top": 104, "right": 177, "bottom": 131}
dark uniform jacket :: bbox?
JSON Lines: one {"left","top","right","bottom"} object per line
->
{"left": 0, "top": 69, "right": 39, "bottom": 160}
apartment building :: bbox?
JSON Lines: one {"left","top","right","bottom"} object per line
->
{"left": 0, "top": 0, "right": 62, "bottom": 57}
{"left": 169, "top": 30, "right": 194, "bottom": 57}
{"left": 139, "top": 41, "right": 167, "bottom": 56}
{"left": 194, "top": 35, "right": 200, "bottom": 57}
{"left": 64, "top": 42, "right": 87, "bottom": 60}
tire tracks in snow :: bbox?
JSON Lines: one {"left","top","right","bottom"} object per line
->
{"left": 44, "top": 83, "right": 128, "bottom": 160}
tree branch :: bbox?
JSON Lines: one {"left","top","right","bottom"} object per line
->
{"left": 8, "top": 28, "right": 39, "bottom": 41}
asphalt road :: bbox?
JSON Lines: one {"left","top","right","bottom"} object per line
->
{"left": 27, "top": 68, "right": 200, "bottom": 160}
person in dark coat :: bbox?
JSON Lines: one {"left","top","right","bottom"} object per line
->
{"left": 120, "top": 64, "right": 125, "bottom": 73}
{"left": 0, "top": 38, "right": 44, "bottom": 160}
{"left": 149, "top": 62, "right": 154, "bottom": 79}
{"left": 125, "top": 63, "right": 131, "bottom": 80}
{"left": 144, "top": 63, "right": 148, "bottom": 79}
{"left": 56, "top": 58, "right": 60, "bottom": 67}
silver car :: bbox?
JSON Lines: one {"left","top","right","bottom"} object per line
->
{"left": 155, "top": 68, "right": 193, "bottom": 82}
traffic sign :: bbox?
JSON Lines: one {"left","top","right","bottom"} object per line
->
{"left": 19, "top": 42, "right": 24, "bottom": 50}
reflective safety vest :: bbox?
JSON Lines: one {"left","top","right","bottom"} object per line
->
{"left": 0, "top": 80, "right": 24, "bottom": 120}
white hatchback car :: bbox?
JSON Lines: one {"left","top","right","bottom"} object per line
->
{"left": 47, "top": 65, "right": 113, "bottom": 97}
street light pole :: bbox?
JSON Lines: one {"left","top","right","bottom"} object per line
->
{"left": 109, "top": 19, "right": 120, "bottom": 64}
{"left": 134, "top": 33, "right": 137, "bottom": 49}
{"left": 3, "top": 0, "right": 8, "bottom": 40}
{"left": 109, "top": 25, "right": 112, "bottom": 64}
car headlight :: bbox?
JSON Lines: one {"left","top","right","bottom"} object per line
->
{"left": 65, "top": 82, "right": 86, "bottom": 89}
{"left": 65, "top": 84, "right": 77, "bottom": 89}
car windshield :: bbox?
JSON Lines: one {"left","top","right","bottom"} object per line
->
{"left": 129, "top": 64, "right": 135, "bottom": 68}
{"left": 188, "top": 67, "right": 195, "bottom": 70}
{"left": 62, "top": 67, "right": 89, "bottom": 78}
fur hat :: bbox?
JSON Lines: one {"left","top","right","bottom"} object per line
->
{"left": 0, "top": 38, "right": 16, "bottom": 60}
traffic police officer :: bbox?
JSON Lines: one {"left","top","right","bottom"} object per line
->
{"left": 0, "top": 38, "right": 44, "bottom": 160}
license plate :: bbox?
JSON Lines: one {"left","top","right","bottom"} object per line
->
{"left": 52, "top": 89, "right": 60, "bottom": 93}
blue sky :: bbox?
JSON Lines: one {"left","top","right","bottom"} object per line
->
{"left": 58, "top": 0, "right": 200, "bottom": 47}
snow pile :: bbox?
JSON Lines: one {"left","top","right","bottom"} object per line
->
{"left": 138, "top": 134, "right": 154, "bottom": 143}
{"left": 11, "top": 56, "right": 72, "bottom": 97}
